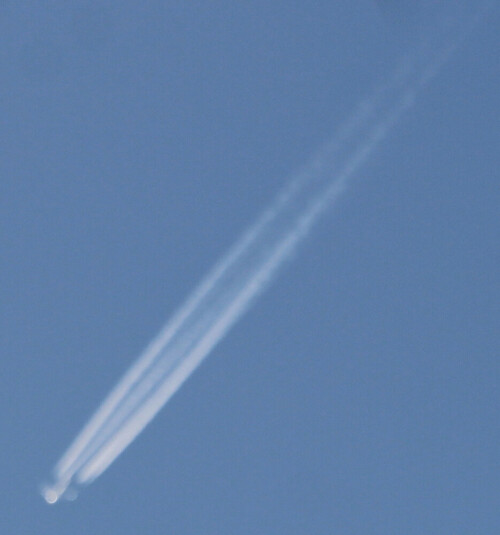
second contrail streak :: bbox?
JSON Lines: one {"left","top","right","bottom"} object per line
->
{"left": 42, "top": 3, "right": 491, "bottom": 504}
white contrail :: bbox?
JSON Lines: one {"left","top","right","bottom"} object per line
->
{"left": 42, "top": 2, "right": 491, "bottom": 504}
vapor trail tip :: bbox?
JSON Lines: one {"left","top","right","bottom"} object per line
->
{"left": 40, "top": 480, "right": 78, "bottom": 505}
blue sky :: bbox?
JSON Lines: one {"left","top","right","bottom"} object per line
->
{"left": 1, "top": 2, "right": 498, "bottom": 534}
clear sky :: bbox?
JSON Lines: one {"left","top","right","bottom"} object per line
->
{"left": 1, "top": 2, "right": 498, "bottom": 534}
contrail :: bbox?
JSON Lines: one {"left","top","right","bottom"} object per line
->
{"left": 42, "top": 2, "right": 491, "bottom": 504}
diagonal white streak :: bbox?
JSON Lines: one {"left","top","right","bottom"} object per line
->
{"left": 42, "top": 2, "right": 492, "bottom": 504}
{"left": 75, "top": 95, "right": 413, "bottom": 485}
{"left": 52, "top": 72, "right": 385, "bottom": 487}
